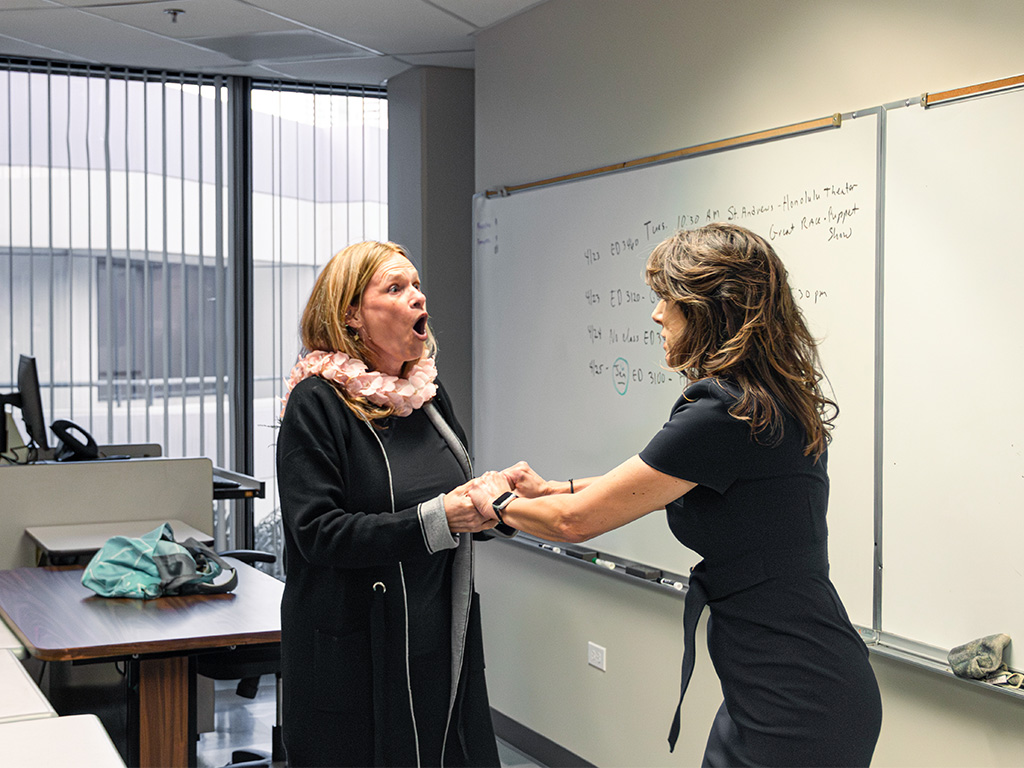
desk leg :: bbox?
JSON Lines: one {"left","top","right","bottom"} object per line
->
{"left": 134, "top": 655, "right": 196, "bottom": 768}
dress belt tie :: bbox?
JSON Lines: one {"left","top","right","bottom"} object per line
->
{"left": 666, "top": 547, "right": 829, "bottom": 752}
{"left": 667, "top": 566, "right": 708, "bottom": 753}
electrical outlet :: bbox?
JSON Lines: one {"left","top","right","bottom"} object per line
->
{"left": 587, "top": 641, "right": 606, "bottom": 671}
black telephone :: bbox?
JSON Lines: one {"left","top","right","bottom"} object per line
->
{"left": 51, "top": 419, "right": 100, "bottom": 461}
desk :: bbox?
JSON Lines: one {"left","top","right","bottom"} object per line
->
{"left": 0, "top": 561, "right": 282, "bottom": 768}
{"left": 0, "top": 713, "right": 126, "bottom": 767}
{"left": 25, "top": 519, "right": 214, "bottom": 566}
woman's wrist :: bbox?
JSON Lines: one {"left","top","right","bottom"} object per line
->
{"left": 553, "top": 479, "right": 575, "bottom": 495}
{"left": 539, "top": 480, "right": 563, "bottom": 496}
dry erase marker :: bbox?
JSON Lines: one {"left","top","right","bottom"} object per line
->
{"left": 660, "top": 578, "right": 685, "bottom": 591}
{"left": 592, "top": 557, "right": 619, "bottom": 570}
{"left": 539, "top": 543, "right": 562, "bottom": 554}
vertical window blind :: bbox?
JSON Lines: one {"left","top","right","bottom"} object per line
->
{"left": 1, "top": 60, "right": 387, "bottom": 562}
{"left": 1, "top": 63, "right": 230, "bottom": 462}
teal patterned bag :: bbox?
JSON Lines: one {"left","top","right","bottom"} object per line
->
{"left": 81, "top": 522, "right": 237, "bottom": 599}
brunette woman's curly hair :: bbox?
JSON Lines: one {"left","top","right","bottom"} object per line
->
{"left": 645, "top": 223, "right": 837, "bottom": 460}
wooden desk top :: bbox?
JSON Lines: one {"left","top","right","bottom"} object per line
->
{"left": 24, "top": 519, "right": 213, "bottom": 559}
{"left": 0, "top": 561, "right": 282, "bottom": 662}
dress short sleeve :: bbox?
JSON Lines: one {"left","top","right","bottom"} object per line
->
{"left": 639, "top": 379, "right": 752, "bottom": 495}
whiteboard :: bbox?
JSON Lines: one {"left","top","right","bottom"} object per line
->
{"left": 883, "top": 91, "right": 1024, "bottom": 667}
{"left": 473, "top": 113, "right": 878, "bottom": 627}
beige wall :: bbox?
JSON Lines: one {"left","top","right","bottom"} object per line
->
{"left": 476, "top": 0, "right": 1024, "bottom": 191}
{"left": 473, "top": 2, "right": 1024, "bottom": 765}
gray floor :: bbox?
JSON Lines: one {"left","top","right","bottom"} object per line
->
{"left": 197, "top": 678, "right": 542, "bottom": 768}
{"left": 197, "top": 678, "right": 280, "bottom": 767}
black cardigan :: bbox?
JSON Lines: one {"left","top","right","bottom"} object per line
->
{"left": 276, "top": 375, "right": 499, "bottom": 767}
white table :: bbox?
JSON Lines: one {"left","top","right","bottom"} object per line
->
{"left": 24, "top": 518, "right": 213, "bottom": 565}
{"left": 0, "top": 615, "right": 25, "bottom": 659}
{"left": 0, "top": 714, "right": 126, "bottom": 767}
{"left": 0, "top": 649, "right": 55, "bottom": 724}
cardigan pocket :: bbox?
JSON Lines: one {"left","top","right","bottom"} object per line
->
{"left": 313, "top": 627, "right": 372, "bottom": 713}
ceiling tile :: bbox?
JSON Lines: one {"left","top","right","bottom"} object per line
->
{"left": 77, "top": 0, "right": 301, "bottom": 39}
{"left": 0, "top": 0, "right": 54, "bottom": 7}
{"left": 240, "top": 0, "right": 475, "bottom": 54}
{"left": 0, "top": 32, "right": 92, "bottom": 63}
{"left": 0, "top": 8, "right": 243, "bottom": 69}
{"left": 399, "top": 50, "right": 475, "bottom": 70}
{"left": 46, "top": 0, "right": 168, "bottom": 5}
{"left": 433, "top": 0, "right": 546, "bottom": 29}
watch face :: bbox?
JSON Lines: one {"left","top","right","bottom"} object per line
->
{"left": 493, "top": 491, "right": 515, "bottom": 507}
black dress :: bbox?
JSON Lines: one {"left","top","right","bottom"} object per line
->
{"left": 639, "top": 379, "right": 882, "bottom": 767}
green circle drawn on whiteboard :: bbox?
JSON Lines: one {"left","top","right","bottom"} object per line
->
{"left": 613, "top": 358, "right": 629, "bottom": 396}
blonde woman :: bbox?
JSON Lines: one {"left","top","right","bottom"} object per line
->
{"left": 277, "top": 241, "right": 499, "bottom": 767}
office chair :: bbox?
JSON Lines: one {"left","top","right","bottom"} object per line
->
{"left": 196, "top": 549, "right": 284, "bottom": 767}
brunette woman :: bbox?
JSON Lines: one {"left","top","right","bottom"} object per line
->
{"left": 470, "top": 223, "right": 882, "bottom": 767}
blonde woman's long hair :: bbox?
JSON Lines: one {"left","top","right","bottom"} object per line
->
{"left": 299, "top": 240, "right": 437, "bottom": 421}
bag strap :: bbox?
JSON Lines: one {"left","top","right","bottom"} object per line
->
{"left": 181, "top": 538, "right": 239, "bottom": 595}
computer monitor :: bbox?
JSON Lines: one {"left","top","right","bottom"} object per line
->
{"left": 17, "top": 355, "right": 50, "bottom": 451}
{"left": 1, "top": 354, "right": 51, "bottom": 455}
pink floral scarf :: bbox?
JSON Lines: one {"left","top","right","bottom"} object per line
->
{"left": 280, "top": 350, "right": 438, "bottom": 418}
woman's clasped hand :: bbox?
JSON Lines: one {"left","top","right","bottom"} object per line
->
{"left": 441, "top": 476, "right": 504, "bottom": 533}
{"left": 464, "top": 470, "right": 513, "bottom": 508}
{"left": 458, "top": 464, "right": 544, "bottom": 524}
